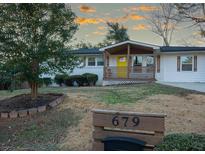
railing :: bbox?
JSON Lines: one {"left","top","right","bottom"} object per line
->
{"left": 104, "top": 66, "right": 155, "bottom": 80}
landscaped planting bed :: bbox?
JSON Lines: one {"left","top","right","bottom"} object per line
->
{"left": 0, "top": 93, "right": 65, "bottom": 118}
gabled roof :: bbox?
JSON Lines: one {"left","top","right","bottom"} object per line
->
{"left": 69, "top": 48, "right": 101, "bottom": 55}
{"left": 68, "top": 42, "right": 205, "bottom": 56}
{"left": 99, "top": 40, "right": 160, "bottom": 51}
{"left": 160, "top": 46, "right": 205, "bottom": 52}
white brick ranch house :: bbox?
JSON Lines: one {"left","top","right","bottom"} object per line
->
{"left": 45, "top": 40, "right": 205, "bottom": 86}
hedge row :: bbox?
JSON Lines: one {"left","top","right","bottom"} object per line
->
{"left": 54, "top": 73, "right": 98, "bottom": 87}
{"left": 155, "top": 133, "right": 205, "bottom": 151}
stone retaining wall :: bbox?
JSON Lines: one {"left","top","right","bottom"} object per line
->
{"left": 0, "top": 94, "right": 66, "bottom": 119}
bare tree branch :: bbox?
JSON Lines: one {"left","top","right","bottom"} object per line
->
{"left": 147, "top": 4, "right": 178, "bottom": 46}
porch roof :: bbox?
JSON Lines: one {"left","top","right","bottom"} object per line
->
{"left": 99, "top": 40, "right": 160, "bottom": 52}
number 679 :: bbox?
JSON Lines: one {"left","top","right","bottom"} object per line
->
{"left": 112, "top": 116, "right": 140, "bottom": 127}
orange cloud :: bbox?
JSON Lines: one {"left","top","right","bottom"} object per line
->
{"left": 92, "top": 31, "right": 105, "bottom": 35}
{"left": 107, "top": 14, "right": 128, "bottom": 23}
{"left": 132, "top": 24, "right": 149, "bottom": 31}
{"left": 130, "top": 5, "right": 158, "bottom": 12}
{"left": 75, "top": 17, "right": 105, "bottom": 25}
{"left": 129, "top": 14, "right": 145, "bottom": 20}
{"left": 97, "top": 26, "right": 106, "bottom": 30}
{"left": 79, "top": 5, "right": 96, "bottom": 13}
{"left": 76, "top": 13, "right": 144, "bottom": 25}
{"left": 108, "top": 14, "right": 144, "bottom": 23}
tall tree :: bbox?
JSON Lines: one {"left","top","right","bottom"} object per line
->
{"left": 0, "top": 4, "right": 79, "bottom": 99}
{"left": 174, "top": 4, "right": 205, "bottom": 38}
{"left": 74, "top": 41, "right": 94, "bottom": 49}
{"left": 148, "top": 4, "right": 178, "bottom": 46}
{"left": 104, "top": 22, "right": 129, "bottom": 44}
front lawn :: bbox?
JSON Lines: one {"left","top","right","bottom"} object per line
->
{"left": 0, "top": 83, "right": 194, "bottom": 104}
{"left": 0, "top": 83, "right": 204, "bottom": 150}
{"left": 0, "top": 108, "right": 81, "bottom": 150}
{"left": 67, "top": 83, "right": 194, "bottom": 104}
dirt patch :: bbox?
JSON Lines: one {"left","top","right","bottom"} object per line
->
{"left": 59, "top": 92, "right": 205, "bottom": 150}
{"left": 0, "top": 93, "right": 63, "bottom": 112}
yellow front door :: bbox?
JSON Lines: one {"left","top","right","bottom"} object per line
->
{"left": 117, "top": 56, "right": 127, "bottom": 78}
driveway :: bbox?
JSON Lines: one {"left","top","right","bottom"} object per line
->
{"left": 157, "top": 82, "right": 205, "bottom": 93}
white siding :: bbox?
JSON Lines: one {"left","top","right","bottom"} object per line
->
{"left": 70, "top": 55, "right": 103, "bottom": 85}
{"left": 41, "top": 55, "right": 103, "bottom": 85}
{"left": 156, "top": 54, "right": 205, "bottom": 82}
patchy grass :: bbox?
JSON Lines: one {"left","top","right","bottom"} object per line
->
{"left": 0, "top": 108, "right": 81, "bottom": 150}
{"left": 0, "top": 83, "right": 195, "bottom": 104}
{"left": 67, "top": 83, "right": 195, "bottom": 104}
{"left": 0, "top": 83, "right": 204, "bottom": 150}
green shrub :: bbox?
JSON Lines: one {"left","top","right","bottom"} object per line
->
{"left": 155, "top": 133, "right": 205, "bottom": 151}
{"left": 64, "top": 76, "right": 73, "bottom": 86}
{"left": 82, "top": 73, "right": 98, "bottom": 86}
{"left": 54, "top": 74, "right": 68, "bottom": 86}
{"left": 42, "top": 78, "right": 52, "bottom": 87}
{"left": 55, "top": 73, "right": 98, "bottom": 87}
{"left": 64, "top": 75, "right": 86, "bottom": 87}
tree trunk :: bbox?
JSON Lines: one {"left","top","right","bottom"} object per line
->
{"left": 31, "top": 82, "right": 38, "bottom": 100}
{"left": 31, "top": 59, "right": 39, "bottom": 100}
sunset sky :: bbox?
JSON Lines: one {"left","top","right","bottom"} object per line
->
{"left": 70, "top": 3, "right": 204, "bottom": 46}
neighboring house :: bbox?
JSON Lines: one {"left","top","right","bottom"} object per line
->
{"left": 44, "top": 40, "right": 205, "bottom": 86}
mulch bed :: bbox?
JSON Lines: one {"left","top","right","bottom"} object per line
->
{"left": 0, "top": 93, "right": 63, "bottom": 112}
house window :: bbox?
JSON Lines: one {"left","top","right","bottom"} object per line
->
{"left": 146, "top": 56, "right": 154, "bottom": 66}
{"left": 88, "top": 57, "right": 96, "bottom": 66}
{"left": 133, "top": 56, "right": 142, "bottom": 66}
{"left": 77, "top": 57, "right": 86, "bottom": 67}
{"left": 97, "top": 57, "right": 104, "bottom": 66}
{"left": 181, "top": 56, "right": 192, "bottom": 71}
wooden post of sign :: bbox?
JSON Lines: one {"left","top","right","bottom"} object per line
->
{"left": 92, "top": 109, "right": 166, "bottom": 151}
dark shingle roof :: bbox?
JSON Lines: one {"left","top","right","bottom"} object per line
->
{"left": 70, "top": 48, "right": 102, "bottom": 55}
{"left": 160, "top": 46, "right": 205, "bottom": 52}
{"left": 69, "top": 46, "right": 205, "bottom": 55}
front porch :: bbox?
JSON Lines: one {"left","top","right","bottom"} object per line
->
{"left": 101, "top": 41, "right": 158, "bottom": 83}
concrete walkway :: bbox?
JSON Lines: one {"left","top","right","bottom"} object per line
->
{"left": 157, "top": 81, "right": 205, "bottom": 93}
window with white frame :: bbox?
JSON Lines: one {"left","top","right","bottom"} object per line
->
{"left": 181, "top": 56, "right": 192, "bottom": 71}
{"left": 87, "top": 57, "right": 96, "bottom": 66}
{"left": 97, "top": 57, "right": 104, "bottom": 66}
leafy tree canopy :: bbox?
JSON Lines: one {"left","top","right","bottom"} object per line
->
{"left": 97, "top": 22, "right": 129, "bottom": 47}
{"left": 0, "top": 4, "right": 79, "bottom": 98}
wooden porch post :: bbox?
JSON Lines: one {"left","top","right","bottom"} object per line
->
{"left": 127, "top": 44, "right": 130, "bottom": 78}
{"left": 103, "top": 51, "right": 106, "bottom": 80}
{"left": 153, "top": 54, "right": 156, "bottom": 79}
{"left": 104, "top": 50, "right": 110, "bottom": 79}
